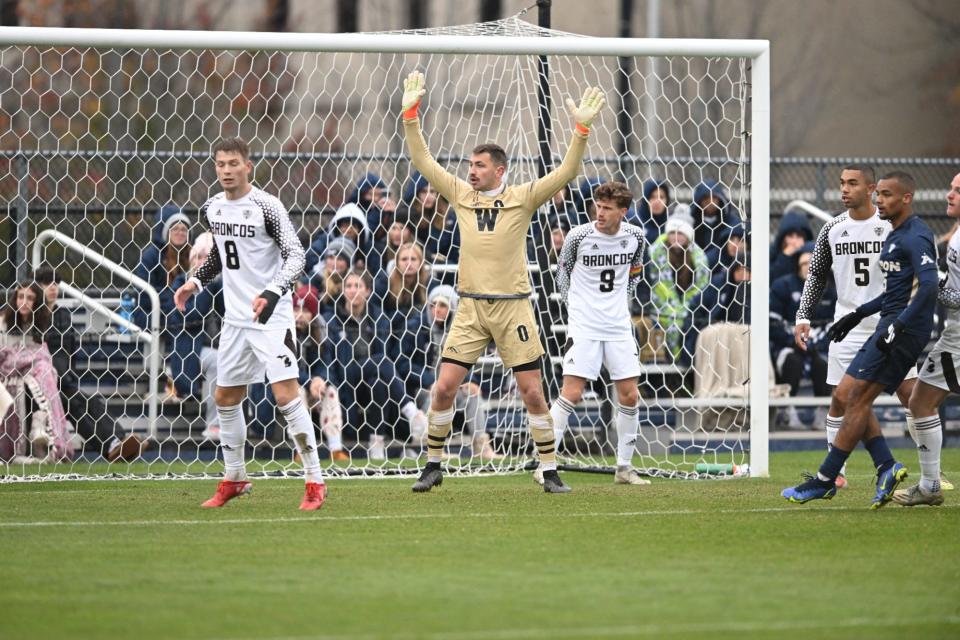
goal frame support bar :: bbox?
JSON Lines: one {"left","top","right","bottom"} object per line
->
{"left": 0, "top": 25, "right": 771, "bottom": 478}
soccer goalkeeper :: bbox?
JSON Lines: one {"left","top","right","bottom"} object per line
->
{"left": 401, "top": 70, "right": 604, "bottom": 494}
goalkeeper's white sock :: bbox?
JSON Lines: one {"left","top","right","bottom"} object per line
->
{"left": 550, "top": 396, "right": 575, "bottom": 446}
{"left": 280, "top": 397, "right": 324, "bottom": 485}
{"left": 615, "top": 404, "right": 639, "bottom": 467}
{"left": 825, "top": 414, "right": 846, "bottom": 477}
{"left": 913, "top": 414, "right": 943, "bottom": 493}
{"left": 218, "top": 403, "right": 248, "bottom": 482}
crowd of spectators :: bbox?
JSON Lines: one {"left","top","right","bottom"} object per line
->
{"left": 6, "top": 167, "right": 806, "bottom": 463}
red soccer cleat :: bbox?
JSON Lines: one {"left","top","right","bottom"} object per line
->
{"left": 299, "top": 482, "right": 327, "bottom": 511}
{"left": 201, "top": 480, "right": 253, "bottom": 508}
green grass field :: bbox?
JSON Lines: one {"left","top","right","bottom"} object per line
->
{"left": 1, "top": 449, "right": 959, "bottom": 640}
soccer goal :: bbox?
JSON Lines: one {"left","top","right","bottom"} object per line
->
{"left": 0, "top": 14, "right": 770, "bottom": 482}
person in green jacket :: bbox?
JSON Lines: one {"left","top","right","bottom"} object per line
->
{"left": 648, "top": 214, "right": 710, "bottom": 360}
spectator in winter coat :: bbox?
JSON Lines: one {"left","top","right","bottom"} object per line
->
{"left": 648, "top": 215, "right": 710, "bottom": 361}
{"left": 134, "top": 205, "right": 192, "bottom": 330}
{"left": 312, "top": 270, "right": 427, "bottom": 460}
{"left": 769, "top": 211, "right": 814, "bottom": 283}
{"left": 634, "top": 178, "right": 671, "bottom": 244}
{"left": 691, "top": 180, "right": 742, "bottom": 266}
{"left": 769, "top": 242, "right": 834, "bottom": 397}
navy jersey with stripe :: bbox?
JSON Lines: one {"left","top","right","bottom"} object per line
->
{"left": 860, "top": 214, "right": 938, "bottom": 337}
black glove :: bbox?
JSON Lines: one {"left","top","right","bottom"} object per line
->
{"left": 256, "top": 289, "right": 281, "bottom": 324}
{"left": 877, "top": 320, "right": 905, "bottom": 353}
{"left": 827, "top": 310, "right": 863, "bottom": 343}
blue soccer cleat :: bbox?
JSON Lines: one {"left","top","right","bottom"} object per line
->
{"left": 782, "top": 472, "right": 837, "bottom": 504}
{"left": 871, "top": 462, "right": 908, "bottom": 510}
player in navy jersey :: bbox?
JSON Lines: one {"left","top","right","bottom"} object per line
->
{"left": 794, "top": 165, "right": 918, "bottom": 489}
{"left": 783, "top": 171, "right": 938, "bottom": 509}
{"left": 174, "top": 137, "right": 326, "bottom": 511}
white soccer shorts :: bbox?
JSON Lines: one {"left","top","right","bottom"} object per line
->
{"left": 561, "top": 337, "right": 642, "bottom": 381}
{"left": 918, "top": 345, "right": 960, "bottom": 393}
{"left": 827, "top": 334, "right": 917, "bottom": 386}
{"left": 216, "top": 323, "right": 299, "bottom": 387}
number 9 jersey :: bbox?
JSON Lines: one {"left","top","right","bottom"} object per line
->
{"left": 191, "top": 187, "right": 305, "bottom": 331}
{"left": 557, "top": 221, "right": 646, "bottom": 341}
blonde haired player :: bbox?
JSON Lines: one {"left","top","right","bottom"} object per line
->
{"left": 401, "top": 70, "right": 604, "bottom": 493}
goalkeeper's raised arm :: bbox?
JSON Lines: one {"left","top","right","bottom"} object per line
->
{"left": 523, "top": 86, "right": 605, "bottom": 211}
{"left": 400, "top": 71, "right": 471, "bottom": 204}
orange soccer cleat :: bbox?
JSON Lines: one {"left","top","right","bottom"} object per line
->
{"left": 299, "top": 482, "right": 327, "bottom": 511}
{"left": 201, "top": 480, "right": 253, "bottom": 508}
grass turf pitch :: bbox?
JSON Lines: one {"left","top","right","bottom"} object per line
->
{"left": 1, "top": 449, "right": 958, "bottom": 640}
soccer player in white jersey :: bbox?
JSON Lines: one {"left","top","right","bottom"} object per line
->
{"left": 794, "top": 165, "right": 919, "bottom": 489}
{"left": 540, "top": 181, "right": 649, "bottom": 485}
{"left": 173, "top": 137, "right": 326, "bottom": 511}
{"left": 893, "top": 171, "right": 960, "bottom": 506}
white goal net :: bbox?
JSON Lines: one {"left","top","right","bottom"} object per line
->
{"left": 0, "top": 14, "right": 770, "bottom": 482}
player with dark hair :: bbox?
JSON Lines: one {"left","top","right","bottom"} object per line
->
{"left": 793, "top": 165, "right": 920, "bottom": 489}
{"left": 784, "top": 171, "right": 938, "bottom": 508}
{"left": 174, "top": 137, "right": 325, "bottom": 510}
{"left": 400, "top": 70, "right": 605, "bottom": 494}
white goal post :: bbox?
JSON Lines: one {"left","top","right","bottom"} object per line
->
{"left": 0, "top": 18, "right": 770, "bottom": 481}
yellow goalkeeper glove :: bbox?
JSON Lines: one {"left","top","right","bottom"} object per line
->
{"left": 402, "top": 70, "right": 426, "bottom": 119}
{"left": 565, "top": 87, "right": 606, "bottom": 133}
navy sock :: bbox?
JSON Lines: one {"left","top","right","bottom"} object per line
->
{"left": 864, "top": 436, "right": 894, "bottom": 473}
{"left": 818, "top": 446, "right": 851, "bottom": 482}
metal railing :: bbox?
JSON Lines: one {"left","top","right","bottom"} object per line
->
{"left": 30, "top": 229, "right": 161, "bottom": 440}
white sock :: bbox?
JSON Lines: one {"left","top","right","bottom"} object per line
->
{"left": 825, "top": 414, "right": 846, "bottom": 477}
{"left": 401, "top": 400, "right": 418, "bottom": 421}
{"left": 913, "top": 414, "right": 942, "bottom": 493}
{"left": 280, "top": 397, "right": 324, "bottom": 484}
{"left": 218, "top": 403, "right": 248, "bottom": 482}
{"left": 905, "top": 409, "right": 918, "bottom": 446}
{"left": 550, "top": 396, "right": 575, "bottom": 446}
{"left": 616, "top": 404, "right": 639, "bottom": 467}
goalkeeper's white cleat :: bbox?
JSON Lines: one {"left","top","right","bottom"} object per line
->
{"left": 614, "top": 466, "right": 651, "bottom": 485}
{"left": 892, "top": 483, "right": 944, "bottom": 507}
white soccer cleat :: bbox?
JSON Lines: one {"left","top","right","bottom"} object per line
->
{"left": 892, "top": 483, "right": 944, "bottom": 507}
{"left": 614, "top": 466, "right": 651, "bottom": 485}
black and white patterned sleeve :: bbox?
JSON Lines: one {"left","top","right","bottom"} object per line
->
{"left": 256, "top": 194, "right": 305, "bottom": 295}
{"left": 796, "top": 216, "right": 838, "bottom": 323}
{"left": 192, "top": 198, "right": 222, "bottom": 288}
{"left": 626, "top": 226, "right": 646, "bottom": 301}
{"left": 939, "top": 286, "right": 960, "bottom": 309}
{"left": 557, "top": 224, "right": 590, "bottom": 304}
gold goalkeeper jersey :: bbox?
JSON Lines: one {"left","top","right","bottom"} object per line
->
{"left": 403, "top": 117, "right": 588, "bottom": 298}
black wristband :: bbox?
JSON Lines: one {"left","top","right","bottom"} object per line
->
{"left": 257, "top": 289, "right": 281, "bottom": 324}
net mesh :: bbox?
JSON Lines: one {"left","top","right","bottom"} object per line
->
{"left": 0, "top": 14, "right": 753, "bottom": 482}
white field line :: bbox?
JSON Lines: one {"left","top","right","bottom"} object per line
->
{"left": 0, "top": 503, "right": 957, "bottom": 528}
{"left": 215, "top": 614, "right": 960, "bottom": 640}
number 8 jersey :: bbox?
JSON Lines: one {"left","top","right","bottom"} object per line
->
{"left": 557, "top": 221, "right": 646, "bottom": 341}
{"left": 191, "top": 187, "right": 305, "bottom": 331}
{"left": 796, "top": 210, "right": 891, "bottom": 343}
